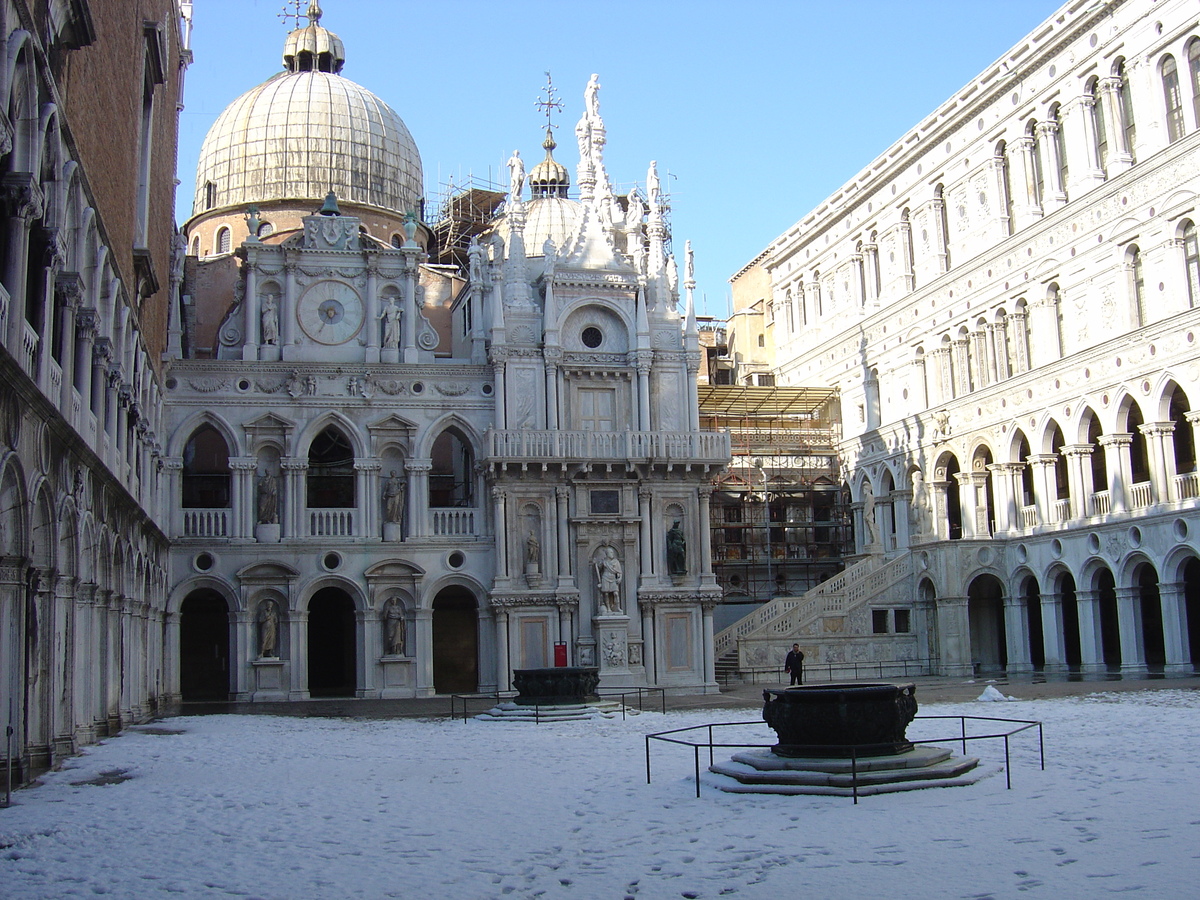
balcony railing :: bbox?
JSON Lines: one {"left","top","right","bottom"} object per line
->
{"left": 1052, "top": 498, "right": 1071, "bottom": 523}
{"left": 486, "top": 429, "right": 730, "bottom": 464}
{"left": 183, "top": 508, "right": 229, "bottom": 538}
{"left": 1175, "top": 471, "right": 1199, "bottom": 500}
{"left": 1020, "top": 504, "right": 1038, "bottom": 529}
{"left": 1091, "top": 490, "right": 1110, "bottom": 516}
{"left": 19, "top": 321, "right": 37, "bottom": 377}
{"left": 430, "top": 507, "right": 479, "bottom": 536}
{"left": 1129, "top": 480, "right": 1153, "bottom": 509}
{"left": 310, "top": 508, "right": 354, "bottom": 536}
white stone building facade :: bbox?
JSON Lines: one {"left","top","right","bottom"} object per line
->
{"left": 162, "top": 10, "right": 726, "bottom": 703}
{"left": 729, "top": 0, "right": 1200, "bottom": 678}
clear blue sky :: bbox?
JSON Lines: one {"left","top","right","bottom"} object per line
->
{"left": 177, "top": 0, "right": 1064, "bottom": 316}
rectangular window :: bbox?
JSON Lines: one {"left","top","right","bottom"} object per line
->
{"left": 894, "top": 609, "right": 911, "bottom": 634}
{"left": 872, "top": 609, "right": 889, "bottom": 634}
{"left": 577, "top": 388, "right": 615, "bottom": 431}
{"left": 590, "top": 490, "right": 619, "bottom": 515}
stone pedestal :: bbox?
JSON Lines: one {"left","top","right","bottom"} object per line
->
{"left": 382, "top": 522, "right": 402, "bottom": 542}
{"left": 381, "top": 348, "right": 399, "bottom": 364}
{"left": 260, "top": 345, "right": 280, "bottom": 362}
{"left": 251, "top": 658, "right": 287, "bottom": 701}
{"left": 379, "top": 656, "right": 413, "bottom": 698}
{"left": 594, "top": 614, "right": 633, "bottom": 684}
{"left": 255, "top": 523, "right": 280, "bottom": 543}
{"left": 763, "top": 682, "right": 917, "bottom": 758}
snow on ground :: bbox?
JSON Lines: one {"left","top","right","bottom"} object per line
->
{"left": 2, "top": 691, "right": 1199, "bottom": 899}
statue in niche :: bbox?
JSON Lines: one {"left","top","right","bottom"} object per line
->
{"left": 468, "top": 235, "right": 484, "bottom": 284}
{"left": 507, "top": 149, "right": 525, "bottom": 202}
{"left": 257, "top": 472, "right": 278, "bottom": 524}
{"left": 911, "top": 470, "right": 931, "bottom": 536}
{"left": 594, "top": 546, "right": 624, "bottom": 614}
{"left": 666, "top": 520, "right": 686, "bottom": 576}
{"left": 384, "top": 599, "right": 406, "bottom": 656}
{"left": 379, "top": 297, "right": 401, "bottom": 349}
{"left": 258, "top": 599, "right": 279, "bottom": 658}
{"left": 863, "top": 483, "right": 880, "bottom": 547}
{"left": 261, "top": 294, "right": 278, "bottom": 345}
{"left": 525, "top": 531, "right": 541, "bottom": 571}
{"left": 383, "top": 471, "right": 406, "bottom": 525}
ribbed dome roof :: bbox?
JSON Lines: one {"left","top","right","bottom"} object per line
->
{"left": 493, "top": 196, "right": 582, "bottom": 256}
{"left": 192, "top": 14, "right": 421, "bottom": 219}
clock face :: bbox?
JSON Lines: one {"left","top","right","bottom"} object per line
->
{"left": 298, "top": 280, "right": 364, "bottom": 345}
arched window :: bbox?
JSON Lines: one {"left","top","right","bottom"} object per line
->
{"left": 1088, "top": 77, "right": 1109, "bottom": 174}
{"left": 1117, "top": 59, "right": 1137, "bottom": 162}
{"left": 1184, "top": 221, "right": 1200, "bottom": 308}
{"left": 1188, "top": 39, "right": 1200, "bottom": 129}
{"left": 1163, "top": 55, "right": 1185, "bottom": 143}
{"left": 257, "top": 222, "right": 274, "bottom": 238}
{"left": 1028, "top": 120, "right": 1044, "bottom": 210}
{"left": 1049, "top": 104, "right": 1068, "bottom": 195}
{"left": 307, "top": 426, "right": 355, "bottom": 508}
{"left": 204, "top": 181, "right": 216, "bottom": 210}
{"left": 182, "top": 425, "right": 231, "bottom": 508}
{"left": 430, "top": 428, "right": 475, "bottom": 507}
{"left": 1129, "top": 245, "right": 1146, "bottom": 325}
{"left": 390, "top": 233, "right": 403, "bottom": 249}
{"left": 1169, "top": 386, "right": 1195, "bottom": 475}
{"left": 216, "top": 226, "right": 231, "bottom": 255}
{"left": 1126, "top": 402, "right": 1149, "bottom": 486}
{"left": 190, "top": 235, "right": 200, "bottom": 256}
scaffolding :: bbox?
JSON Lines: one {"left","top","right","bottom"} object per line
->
{"left": 429, "top": 175, "right": 507, "bottom": 270}
{"left": 699, "top": 385, "right": 851, "bottom": 627}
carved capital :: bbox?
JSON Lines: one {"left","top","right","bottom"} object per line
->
{"left": 0, "top": 172, "right": 43, "bottom": 221}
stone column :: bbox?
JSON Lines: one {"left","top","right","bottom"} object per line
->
{"left": 1004, "top": 593, "right": 1033, "bottom": 674}
{"left": 228, "top": 457, "right": 256, "bottom": 539}
{"left": 290, "top": 609, "right": 309, "bottom": 700}
{"left": 861, "top": 243, "right": 879, "bottom": 305}
{"left": 635, "top": 356, "right": 652, "bottom": 432}
{"left": 281, "top": 261, "right": 297, "bottom": 357}
{"left": 492, "top": 487, "right": 509, "bottom": 581}
{"left": 1062, "top": 444, "right": 1094, "bottom": 519}
{"left": 401, "top": 249, "right": 419, "bottom": 363}
{"left": 405, "top": 459, "right": 431, "bottom": 539}
{"left": 891, "top": 488, "right": 912, "bottom": 551}
{"left": 1007, "top": 136, "right": 1041, "bottom": 228}
{"left": 970, "top": 328, "right": 989, "bottom": 390}
{"left": 1075, "top": 589, "right": 1106, "bottom": 675}
{"left": 640, "top": 602, "right": 656, "bottom": 684}
{"left": 638, "top": 486, "right": 654, "bottom": 584}
{"left": 935, "top": 595, "right": 972, "bottom": 677}
{"left": 951, "top": 336, "right": 971, "bottom": 396}
{"left": 1157, "top": 581, "right": 1193, "bottom": 676}
{"left": 1, "top": 173, "right": 40, "bottom": 354}
{"left": 988, "top": 152, "right": 1012, "bottom": 238}
{"left": 1036, "top": 120, "right": 1067, "bottom": 210}
{"left": 697, "top": 487, "right": 715, "bottom": 579}
{"left": 1098, "top": 434, "right": 1133, "bottom": 514}
{"left": 909, "top": 354, "right": 927, "bottom": 411}
{"left": 701, "top": 598, "right": 717, "bottom": 689}
{"left": 74, "top": 307, "right": 97, "bottom": 424}
{"left": 56, "top": 278, "right": 81, "bottom": 419}
{"left": 987, "top": 464, "right": 1014, "bottom": 534}
{"left": 1027, "top": 455, "right": 1058, "bottom": 526}
{"left": 1099, "top": 77, "right": 1134, "bottom": 173}
{"left": 1039, "top": 592, "right": 1068, "bottom": 674}
{"left": 555, "top": 486, "right": 571, "bottom": 585}
{"left": 1114, "top": 586, "right": 1147, "bottom": 677}
{"left": 494, "top": 608, "right": 510, "bottom": 692}
{"left": 242, "top": 254, "right": 258, "bottom": 361}
{"left": 364, "top": 262, "right": 379, "bottom": 363}
{"left": 1008, "top": 308, "right": 1029, "bottom": 374}
{"left": 1065, "top": 93, "right": 1107, "bottom": 192}
{"left": 1139, "top": 422, "right": 1176, "bottom": 504}
{"left": 281, "top": 457, "right": 306, "bottom": 538}
{"left": 544, "top": 353, "right": 560, "bottom": 430}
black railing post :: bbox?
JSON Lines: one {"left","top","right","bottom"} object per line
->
{"left": 694, "top": 745, "right": 701, "bottom": 798}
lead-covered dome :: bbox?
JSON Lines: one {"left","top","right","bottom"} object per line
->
{"left": 191, "top": 10, "right": 422, "bottom": 219}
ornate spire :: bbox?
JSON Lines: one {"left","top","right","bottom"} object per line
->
{"left": 282, "top": 0, "right": 344, "bottom": 73}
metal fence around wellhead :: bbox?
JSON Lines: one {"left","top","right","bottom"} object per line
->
{"left": 451, "top": 687, "right": 666, "bottom": 722}
{"left": 645, "top": 714, "right": 1044, "bottom": 803}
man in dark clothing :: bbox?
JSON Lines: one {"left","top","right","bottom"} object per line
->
{"left": 784, "top": 643, "right": 805, "bottom": 685}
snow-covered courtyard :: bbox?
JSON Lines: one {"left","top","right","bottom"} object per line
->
{"left": 2, "top": 690, "right": 1199, "bottom": 898}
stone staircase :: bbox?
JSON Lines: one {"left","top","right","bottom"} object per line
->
{"left": 713, "top": 552, "right": 916, "bottom": 682}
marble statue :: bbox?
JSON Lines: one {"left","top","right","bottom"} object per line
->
{"left": 911, "top": 470, "right": 931, "bottom": 536}
{"left": 863, "top": 483, "right": 879, "bottom": 546}
{"left": 594, "top": 547, "right": 623, "bottom": 614}
{"left": 261, "top": 294, "right": 278, "bottom": 345}
{"left": 383, "top": 470, "right": 405, "bottom": 524}
{"left": 258, "top": 599, "right": 279, "bottom": 658}
{"left": 526, "top": 531, "right": 541, "bottom": 570}
{"left": 666, "top": 520, "right": 686, "bottom": 576}
{"left": 507, "top": 149, "right": 525, "bottom": 202}
{"left": 257, "top": 472, "right": 278, "bottom": 524}
{"left": 379, "top": 297, "right": 400, "bottom": 349}
{"left": 468, "top": 235, "right": 483, "bottom": 284}
{"left": 384, "top": 599, "right": 406, "bottom": 656}
{"left": 585, "top": 73, "right": 601, "bottom": 120}
{"left": 624, "top": 188, "right": 645, "bottom": 234}
{"left": 647, "top": 161, "right": 661, "bottom": 210}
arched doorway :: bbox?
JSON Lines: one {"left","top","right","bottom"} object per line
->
{"left": 967, "top": 574, "right": 1007, "bottom": 673}
{"left": 180, "top": 590, "right": 231, "bottom": 701}
{"left": 1022, "top": 576, "right": 1044, "bottom": 670}
{"left": 1058, "top": 572, "right": 1082, "bottom": 671}
{"left": 1095, "top": 569, "right": 1121, "bottom": 670}
{"left": 433, "top": 587, "right": 478, "bottom": 693}
{"left": 308, "top": 587, "right": 356, "bottom": 697}
{"left": 1135, "top": 564, "right": 1165, "bottom": 672}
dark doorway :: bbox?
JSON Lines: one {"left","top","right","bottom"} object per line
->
{"left": 968, "top": 574, "right": 1007, "bottom": 673}
{"left": 1137, "top": 565, "right": 1165, "bottom": 672}
{"left": 308, "top": 588, "right": 356, "bottom": 697}
{"left": 1096, "top": 569, "right": 1121, "bottom": 670}
{"left": 433, "top": 587, "right": 478, "bottom": 693}
{"left": 1060, "top": 574, "right": 1082, "bottom": 670}
{"left": 180, "top": 590, "right": 230, "bottom": 701}
{"left": 1185, "top": 559, "right": 1200, "bottom": 671}
{"left": 1023, "top": 578, "right": 1044, "bottom": 670}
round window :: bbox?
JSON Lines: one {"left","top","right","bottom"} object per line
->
{"left": 448, "top": 551, "right": 465, "bottom": 569}
{"left": 323, "top": 552, "right": 342, "bottom": 571}
{"left": 581, "top": 326, "right": 603, "bottom": 348}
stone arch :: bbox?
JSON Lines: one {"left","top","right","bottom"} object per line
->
{"left": 967, "top": 572, "right": 1007, "bottom": 673}
{"left": 431, "top": 583, "right": 482, "bottom": 694}
{"left": 29, "top": 481, "right": 55, "bottom": 570}
{"left": 560, "top": 300, "right": 633, "bottom": 353}
{"left": 933, "top": 449, "right": 962, "bottom": 540}
{"left": 4, "top": 32, "right": 39, "bottom": 173}
{"left": 0, "top": 456, "right": 28, "bottom": 557}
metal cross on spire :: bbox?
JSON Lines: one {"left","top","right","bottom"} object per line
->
{"left": 535, "top": 71, "right": 564, "bottom": 133}
{"left": 279, "top": 0, "right": 322, "bottom": 28}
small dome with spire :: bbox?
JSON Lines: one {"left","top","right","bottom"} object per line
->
{"left": 529, "top": 128, "right": 570, "bottom": 199}
{"left": 282, "top": 0, "right": 344, "bottom": 73}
